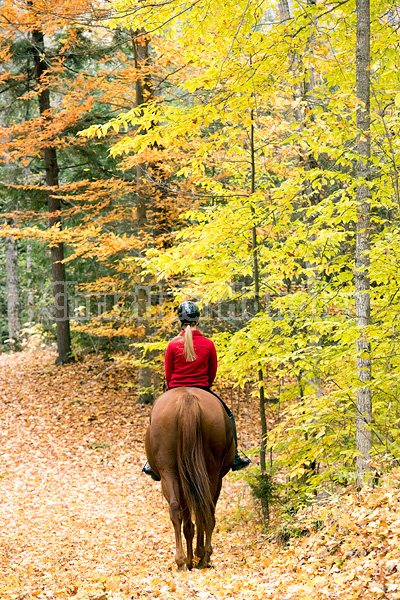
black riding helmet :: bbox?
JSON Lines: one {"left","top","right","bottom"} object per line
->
{"left": 177, "top": 301, "right": 200, "bottom": 323}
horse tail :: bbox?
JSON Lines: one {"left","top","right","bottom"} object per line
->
{"left": 177, "top": 392, "right": 214, "bottom": 532}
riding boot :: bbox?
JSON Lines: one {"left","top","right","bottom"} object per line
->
{"left": 227, "top": 412, "right": 252, "bottom": 472}
{"left": 142, "top": 462, "right": 161, "bottom": 481}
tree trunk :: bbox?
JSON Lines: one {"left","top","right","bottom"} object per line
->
{"left": 278, "top": 0, "right": 290, "bottom": 22}
{"left": 250, "top": 110, "right": 267, "bottom": 471}
{"left": 26, "top": 243, "right": 34, "bottom": 325}
{"left": 5, "top": 233, "right": 21, "bottom": 347}
{"left": 135, "top": 32, "right": 154, "bottom": 404}
{"left": 134, "top": 31, "right": 152, "bottom": 232}
{"left": 355, "top": 0, "right": 372, "bottom": 488}
{"left": 249, "top": 106, "right": 269, "bottom": 523}
{"left": 137, "top": 280, "right": 153, "bottom": 404}
{"left": 32, "top": 28, "right": 71, "bottom": 365}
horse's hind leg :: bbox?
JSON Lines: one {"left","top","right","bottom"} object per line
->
{"left": 202, "top": 510, "right": 216, "bottom": 568}
{"left": 161, "top": 475, "right": 186, "bottom": 571}
{"left": 196, "top": 509, "right": 215, "bottom": 569}
{"left": 197, "top": 478, "right": 221, "bottom": 569}
{"left": 182, "top": 506, "right": 194, "bottom": 570}
{"left": 195, "top": 522, "right": 205, "bottom": 567}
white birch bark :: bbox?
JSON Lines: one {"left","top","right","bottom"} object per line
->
{"left": 355, "top": 0, "right": 372, "bottom": 487}
{"left": 26, "top": 242, "right": 34, "bottom": 325}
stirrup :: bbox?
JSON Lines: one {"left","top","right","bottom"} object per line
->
{"left": 232, "top": 451, "right": 252, "bottom": 472}
{"left": 142, "top": 462, "right": 161, "bottom": 481}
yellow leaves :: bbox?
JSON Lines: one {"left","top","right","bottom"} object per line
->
{"left": 288, "top": 465, "right": 308, "bottom": 480}
{"left": 338, "top": 512, "right": 359, "bottom": 533}
{"left": 389, "top": 518, "right": 400, "bottom": 533}
{"left": 176, "top": 166, "right": 190, "bottom": 178}
{"left": 0, "top": 223, "right": 43, "bottom": 240}
{"left": 103, "top": 575, "right": 123, "bottom": 592}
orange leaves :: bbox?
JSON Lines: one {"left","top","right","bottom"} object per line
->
{"left": 337, "top": 512, "right": 359, "bottom": 533}
{"left": 1, "top": 350, "right": 400, "bottom": 599}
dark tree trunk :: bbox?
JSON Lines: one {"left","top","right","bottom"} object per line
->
{"left": 134, "top": 32, "right": 154, "bottom": 404}
{"left": 134, "top": 32, "right": 152, "bottom": 231}
{"left": 355, "top": 0, "right": 372, "bottom": 488}
{"left": 249, "top": 106, "right": 269, "bottom": 524}
{"left": 32, "top": 28, "right": 71, "bottom": 365}
{"left": 250, "top": 110, "right": 267, "bottom": 471}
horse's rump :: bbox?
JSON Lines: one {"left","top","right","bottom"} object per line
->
{"left": 148, "top": 387, "right": 233, "bottom": 478}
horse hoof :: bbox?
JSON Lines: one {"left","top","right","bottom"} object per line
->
{"left": 196, "top": 560, "right": 212, "bottom": 569}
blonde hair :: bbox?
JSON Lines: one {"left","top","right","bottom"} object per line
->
{"left": 183, "top": 324, "right": 197, "bottom": 361}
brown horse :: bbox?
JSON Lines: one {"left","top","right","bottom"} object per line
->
{"left": 145, "top": 387, "right": 235, "bottom": 571}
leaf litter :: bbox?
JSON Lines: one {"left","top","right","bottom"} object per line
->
{"left": 0, "top": 351, "right": 399, "bottom": 599}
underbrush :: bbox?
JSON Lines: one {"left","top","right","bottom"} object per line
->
{"left": 247, "top": 465, "right": 400, "bottom": 547}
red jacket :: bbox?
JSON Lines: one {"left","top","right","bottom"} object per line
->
{"left": 165, "top": 330, "right": 217, "bottom": 388}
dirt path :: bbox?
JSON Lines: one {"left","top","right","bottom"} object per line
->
{"left": 0, "top": 352, "right": 272, "bottom": 600}
{"left": 1, "top": 352, "right": 399, "bottom": 600}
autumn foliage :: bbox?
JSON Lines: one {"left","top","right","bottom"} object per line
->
{"left": 1, "top": 0, "right": 400, "bottom": 590}
{"left": 1, "top": 351, "right": 400, "bottom": 598}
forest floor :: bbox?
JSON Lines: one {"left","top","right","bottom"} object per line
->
{"left": 0, "top": 351, "right": 399, "bottom": 600}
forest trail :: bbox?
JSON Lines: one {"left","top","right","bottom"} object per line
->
{"left": 0, "top": 351, "right": 269, "bottom": 599}
{"left": 0, "top": 352, "right": 399, "bottom": 600}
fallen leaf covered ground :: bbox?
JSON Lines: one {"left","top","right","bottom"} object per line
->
{"left": 0, "top": 351, "right": 399, "bottom": 599}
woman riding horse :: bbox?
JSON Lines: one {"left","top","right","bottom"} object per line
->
{"left": 143, "top": 301, "right": 251, "bottom": 480}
